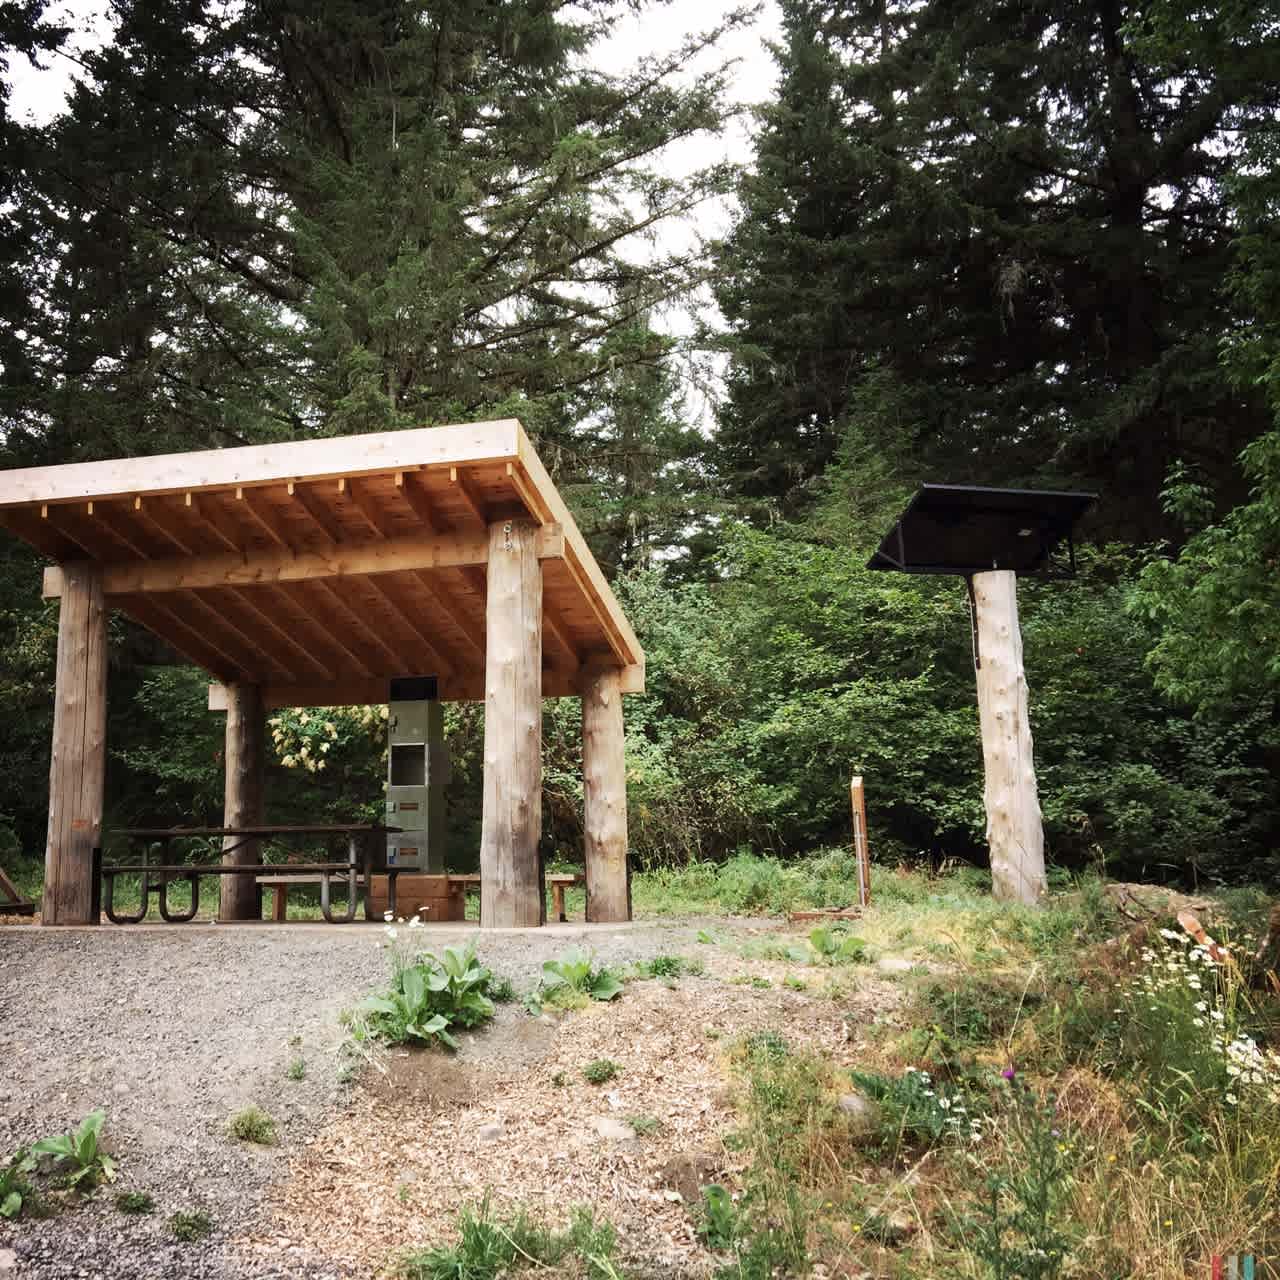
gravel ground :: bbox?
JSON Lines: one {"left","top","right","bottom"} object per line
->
{"left": 0, "top": 918, "right": 753, "bottom": 1279}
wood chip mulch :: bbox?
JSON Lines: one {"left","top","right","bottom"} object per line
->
{"left": 256, "top": 969, "right": 893, "bottom": 1277}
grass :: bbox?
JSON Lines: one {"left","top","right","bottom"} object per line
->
{"left": 227, "top": 1106, "right": 275, "bottom": 1145}
{"left": 582, "top": 1059, "right": 620, "bottom": 1085}
{"left": 115, "top": 1190, "right": 154, "bottom": 1214}
{"left": 285, "top": 1056, "right": 306, "bottom": 1081}
{"left": 397, "top": 1198, "right": 621, "bottom": 1280}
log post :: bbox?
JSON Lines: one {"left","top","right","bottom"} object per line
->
{"left": 480, "top": 519, "right": 544, "bottom": 927}
{"left": 220, "top": 681, "right": 265, "bottom": 921}
{"left": 582, "top": 664, "right": 630, "bottom": 923}
{"left": 972, "top": 570, "right": 1046, "bottom": 905}
{"left": 43, "top": 561, "right": 108, "bottom": 925}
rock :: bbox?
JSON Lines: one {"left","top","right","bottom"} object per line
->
{"left": 837, "top": 1091, "right": 881, "bottom": 1137}
{"left": 875, "top": 955, "right": 916, "bottom": 975}
{"left": 0, "top": 1248, "right": 16, "bottom": 1271}
{"left": 477, "top": 1122, "right": 503, "bottom": 1142}
{"left": 590, "top": 1115, "right": 636, "bottom": 1141}
{"left": 869, "top": 1209, "right": 916, "bottom": 1245}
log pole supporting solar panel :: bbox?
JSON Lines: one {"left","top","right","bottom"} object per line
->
{"left": 869, "top": 485, "right": 1095, "bottom": 906}
{"left": 0, "top": 419, "right": 644, "bottom": 928}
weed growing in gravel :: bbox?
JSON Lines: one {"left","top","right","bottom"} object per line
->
{"left": 698, "top": 1184, "right": 739, "bottom": 1250}
{"left": 582, "top": 1059, "right": 621, "bottom": 1085}
{"left": 32, "top": 1109, "right": 115, "bottom": 1193}
{"left": 397, "top": 1196, "right": 621, "bottom": 1280}
{"left": 634, "top": 953, "right": 704, "bottom": 979}
{"left": 487, "top": 975, "right": 518, "bottom": 1003}
{"left": 807, "top": 924, "right": 868, "bottom": 965}
{"left": 627, "top": 1113, "right": 662, "bottom": 1136}
{"left": 0, "top": 1149, "right": 35, "bottom": 1219}
{"left": 115, "top": 1190, "right": 154, "bottom": 1215}
{"left": 169, "top": 1209, "right": 214, "bottom": 1242}
{"left": 285, "top": 1057, "right": 307, "bottom": 1081}
{"left": 228, "top": 1106, "right": 275, "bottom": 1145}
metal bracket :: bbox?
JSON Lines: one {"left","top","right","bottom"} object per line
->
{"left": 965, "top": 576, "right": 981, "bottom": 671}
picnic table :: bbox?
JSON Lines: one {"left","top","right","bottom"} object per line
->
{"left": 100, "top": 825, "right": 400, "bottom": 925}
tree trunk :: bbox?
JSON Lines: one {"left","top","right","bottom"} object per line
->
{"left": 480, "top": 520, "right": 545, "bottom": 927}
{"left": 582, "top": 664, "right": 630, "bottom": 923}
{"left": 220, "top": 682, "right": 264, "bottom": 921}
{"left": 44, "top": 561, "right": 108, "bottom": 925}
{"left": 973, "top": 570, "right": 1046, "bottom": 905}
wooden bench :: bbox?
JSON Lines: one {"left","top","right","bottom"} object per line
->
{"left": 445, "top": 873, "right": 585, "bottom": 922}
{"left": 257, "top": 872, "right": 366, "bottom": 922}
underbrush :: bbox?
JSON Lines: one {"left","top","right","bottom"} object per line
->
{"left": 703, "top": 885, "right": 1280, "bottom": 1279}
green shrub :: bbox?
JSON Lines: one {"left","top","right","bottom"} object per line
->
{"left": 228, "top": 1106, "right": 275, "bottom": 1145}
{"left": 527, "top": 947, "right": 623, "bottom": 1012}
{"left": 169, "top": 1209, "right": 214, "bottom": 1241}
{"left": 31, "top": 1109, "right": 115, "bottom": 1192}
{"left": 807, "top": 925, "right": 868, "bottom": 965}
{"left": 582, "top": 1059, "right": 620, "bottom": 1085}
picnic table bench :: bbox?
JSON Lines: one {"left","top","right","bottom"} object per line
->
{"left": 445, "top": 873, "right": 585, "bottom": 922}
{"left": 100, "top": 825, "right": 399, "bottom": 924}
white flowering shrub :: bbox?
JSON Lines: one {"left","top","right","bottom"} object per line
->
{"left": 268, "top": 705, "right": 387, "bottom": 774}
{"left": 1122, "top": 926, "right": 1280, "bottom": 1113}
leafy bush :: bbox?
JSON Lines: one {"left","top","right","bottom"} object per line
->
{"left": 358, "top": 940, "right": 499, "bottom": 1050}
{"left": 530, "top": 947, "right": 623, "bottom": 1010}
{"left": 227, "top": 1106, "right": 275, "bottom": 1145}
{"left": 32, "top": 1109, "right": 115, "bottom": 1192}
{"left": 807, "top": 925, "right": 868, "bottom": 965}
{"left": 699, "top": 1184, "right": 739, "bottom": 1250}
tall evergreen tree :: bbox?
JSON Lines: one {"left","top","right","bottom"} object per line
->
{"left": 714, "top": 0, "right": 1280, "bottom": 539}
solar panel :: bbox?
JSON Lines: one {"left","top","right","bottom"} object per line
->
{"left": 867, "top": 484, "right": 1096, "bottom": 577}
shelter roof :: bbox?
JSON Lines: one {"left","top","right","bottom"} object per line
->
{"left": 0, "top": 419, "right": 643, "bottom": 705}
{"left": 867, "top": 483, "right": 1095, "bottom": 577}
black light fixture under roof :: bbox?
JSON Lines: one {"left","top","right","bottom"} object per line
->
{"left": 867, "top": 484, "right": 1096, "bottom": 579}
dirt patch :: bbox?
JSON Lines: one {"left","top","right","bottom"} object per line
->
{"left": 268, "top": 964, "right": 901, "bottom": 1277}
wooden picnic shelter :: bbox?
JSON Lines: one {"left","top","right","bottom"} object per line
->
{"left": 0, "top": 419, "right": 643, "bottom": 929}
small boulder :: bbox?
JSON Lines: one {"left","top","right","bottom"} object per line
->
{"left": 0, "top": 1248, "right": 16, "bottom": 1272}
{"left": 477, "top": 1121, "right": 503, "bottom": 1143}
{"left": 837, "top": 1091, "right": 881, "bottom": 1137}
{"left": 591, "top": 1115, "right": 636, "bottom": 1142}
{"left": 875, "top": 955, "right": 916, "bottom": 975}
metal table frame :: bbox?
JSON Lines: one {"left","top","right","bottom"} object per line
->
{"left": 98, "top": 825, "right": 401, "bottom": 924}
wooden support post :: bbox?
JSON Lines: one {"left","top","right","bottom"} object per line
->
{"left": 220, "top": 682, "right": 265, "bottom": 921}
{"left": 582, "top": 665, "right": 630, "bottom": 923}
{"left": 480, "top": 520, "right": 544, "bottom": 927}
{"left": 972, "top": 571, "right": 1046, "bottom": 905}
{"left": 43, "top": 562, "right": 108, "bottom": 925}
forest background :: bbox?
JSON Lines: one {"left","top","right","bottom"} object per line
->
{"left": 0, "top": 0, "right": 1277, "bottom": 891}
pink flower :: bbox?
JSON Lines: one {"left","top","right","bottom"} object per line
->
{"left": 1001, "top": 1066, "right": 1016, "bottom": 1081}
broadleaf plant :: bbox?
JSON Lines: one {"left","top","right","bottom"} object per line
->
{"left": 31, "top": 1110, "right": 116, "bottom": 1191}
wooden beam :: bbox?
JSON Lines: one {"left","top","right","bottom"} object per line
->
{"left": 273, "top": 582, "right": 378, "bottom": 679}
{"left": 480, "top": 519, "right": 544, "bottom": 928}
{"left": 0, "top": 419, "right": 522, "bottom": 507}
{"left": 117, "top": 595, "right": 239, "bottom": 682}
{"left": 132, "top": 497, "right": 199, "bottom": 555}
{"left": 220, "top": 683, "right": 264, "bottom": 921}
{"left": 450, "top": 466, "right": 488, "bottom": 527}
{"left": 39, "top": 505, "right": 102, "bottom": 559}
{"left": 86, "top": 501, "right": 153, "bottom": 559}
{"left": 220, "top": 587, "right": 336, "bottom": 682}
{"left": 42, "top": 526, "right": 564, "bottom": 597}
{"left": 133, "top": 594, "right": 264, "bottom": 681}
{"left": 395, "top": 472, "right": 442, "bottom": 533}
{"left": 411, "top": 570, "right": 485, "bottom": 659}
{"left": 506, "top": 460, "right": 550, "bottom": 522}
{"left": 341, "top": 477, "right": 394, "bottom": 540}
{"left": 43, "top": 561, "right": 108, "bottom": 925}
{"left": 363, "top": 575, "right": 456, "bottom": 676}
{"left": 310, "top": 579, "right": 406, "bottom": 673}
{"left": 542, "top": 598, "right": 580, "bottom": 671}
{"left": 184, "top": 492, "right": 243, "bottom": 553}
{"left": 973, "top": 570, "right": 1046, "bottom": 906}
{"left": 0, "top": 507, "right": 72, "bottom": 559}
{"left": 207, "top": 665, "right": 641, "bottom": 709}
{"left": 288, "top": 482, "right": 344, "bottom": 545}
{"left": 183, "top": 591, "right": 295, "bottom": 681}
{"left": 582, "top": 664, "right": 630, "bottom": 923}
{"left": 236, "top": 487, "right": 293, "bottom": 549}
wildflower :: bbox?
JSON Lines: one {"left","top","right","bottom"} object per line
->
{"left": 384, "top": 911, "right": 394, "bottom": 922}
{"left": 1001, "top": 1067, "right": 1016, "bottom": 1081}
